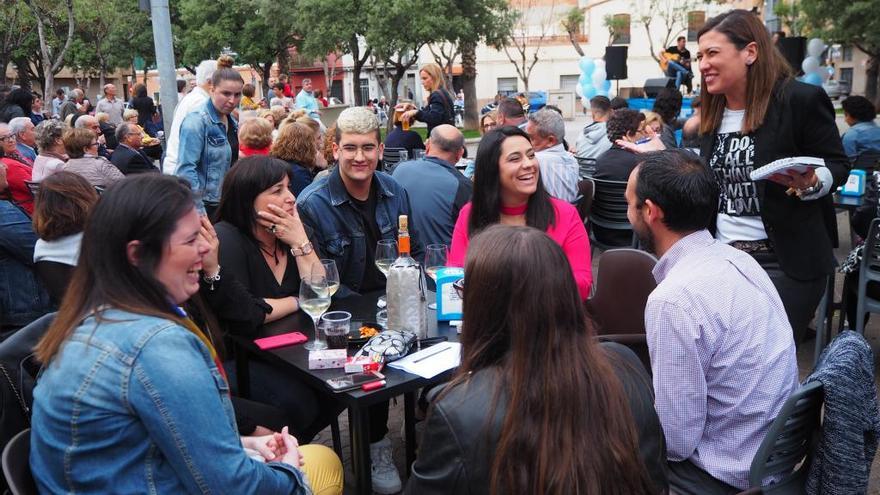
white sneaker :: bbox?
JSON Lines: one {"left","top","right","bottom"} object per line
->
{"left": 370, "top": 437, "right": 402, "bottom": 494}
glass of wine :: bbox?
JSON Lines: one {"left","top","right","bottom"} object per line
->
{"left": 375, "top": 239, "right": 397, "bottom": 307}
{"left": 300, "top": 274, "right": 331, "bottom": 351}
{"left": 424, "top": 244, "right": 448, "bottom": 310}
{"left": 317, "top": 259, "right": 340, "bottom": 299}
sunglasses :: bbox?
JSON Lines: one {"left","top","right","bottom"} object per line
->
{"left": 452, "top": 278, "right": 465, "bottom": 299}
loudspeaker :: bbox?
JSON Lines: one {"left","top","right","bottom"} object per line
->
{"left": 643, "top": 77, "right": 675, "bottom": 98}
{"left": 777, "top": 37, "right": 807, "bottom": 73}
{"left": 605, "top": 46, "right": 628, "bottom": 80}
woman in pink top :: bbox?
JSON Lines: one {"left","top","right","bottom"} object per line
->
{"left": 449, "top": 126, "right": 592, "bottom": 298}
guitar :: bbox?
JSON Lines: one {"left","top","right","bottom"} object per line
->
{"left": 658, "top": 50, "right": 681, "bottom": 72}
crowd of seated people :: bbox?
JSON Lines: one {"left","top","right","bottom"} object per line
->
{"left": 4, "top": 9, "right": 880, "bottom": 495}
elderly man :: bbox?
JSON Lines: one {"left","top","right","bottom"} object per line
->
{"left": 525, "top": 108, "right": 579, "bottom": 202}
{"left": 625, "top": 149, "right": 797, "bottom": 494}
{"left": 110, "top": 123, "right": 156, "bottom": 175}
{"left": 163, "top": 59, "right": 217, "bottom": 174}
{"left": 294, "top": 78, "right": 321, "bottom": 121}
{"left": 95, "top": 84, "right": 124, "bottom": 125}
{"left": 8, "top": 117, "right": 36, "bottom": 165}
{"left": 59, "top": 89, "right": 84, "bottom": 122}
{"left": 392, "top": 124, "right": 472, "bottom": 248}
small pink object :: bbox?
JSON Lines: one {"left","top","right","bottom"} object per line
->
{"left": 362, "top": 380, "right": 386, "bottom": 392}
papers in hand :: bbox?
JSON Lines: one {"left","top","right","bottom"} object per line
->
{"left": 749, "top": 156, "right": 825, "bottom": 181}
{"left": 388, "top": 343, "right": 461, "bottom": 379}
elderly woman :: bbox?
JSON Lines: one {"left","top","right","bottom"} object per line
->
{"left": 61, "top": 127, "right": 124, "bottom": 188}
{"left": 31, "top": 173, "right": 342, "bottom": 494}
{"left": 238, "top": 117, "right": 274, "bottom": 157}
{"left": 32, "top": 120, "right": 68, "bottom": 182}
{"left": 123, "top": 108, "right": 161, "bottom": 148}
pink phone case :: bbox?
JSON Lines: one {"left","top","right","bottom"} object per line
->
{"left": 254, "top": 332, "right": 308, "bottom": 350}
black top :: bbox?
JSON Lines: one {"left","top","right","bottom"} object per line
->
{"left": 699, "top": 79, "right": 851, "bottom": 280}
{"left": 593, "top": 145, "right": 641, "bottom": 182}
{"left": 213, "top": 221, "right": 302, "bottom": 334}
{"left": 348, "top": 181, "right": 386, "bottom": 292}
{"left": 110, "top": 144, "right": 157, "bottom": 175}
{"left": 129, "top": 96, "right": 156, "bottom": 128}
{"left": 384, "top": 127, "right": 425, "bottom": 157}
{"left": 226, "top": 120, "right": 239, "bottom": 165}
{"left": 415, "top": 90, "right": 454, "bottom": 135}
{"left": 404, "top": 342, "right": 668, "bottom": 494}
{"left": 665, "top": 46, "right": 692, "bottom": 66}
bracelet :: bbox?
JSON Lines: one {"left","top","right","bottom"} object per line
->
{"left": 796, "top": 177, "right": 822, "bottom": 197}
{"left": 202, "top": 266, "right": 221, "bottom": 291}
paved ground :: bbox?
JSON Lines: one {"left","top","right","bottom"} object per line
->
{"left": 322, "top": 111, "right": 880, "bottom": 493}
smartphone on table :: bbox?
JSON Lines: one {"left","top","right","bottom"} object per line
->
{"left": 326, "top": 371, "right": 385, "bottom": 392}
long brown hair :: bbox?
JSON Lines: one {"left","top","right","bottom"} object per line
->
{"left": 698, "top": 9, "right": 792, "bottom": 135}
{"left": 35, "top": 175, "right": 196, "bottom": 364}
{"left": 446, "top": 225, "right": 655, "bottom": 495}
{"left": 32, "top": 171, "right": 98, "bottom": 241}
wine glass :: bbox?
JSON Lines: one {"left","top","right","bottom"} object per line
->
{"left": 375, "top": 239, "right": 397, "bottom": 307}
{"left": 317, "top": 259, "right": 340, "bottom": 299}
{"left": 300, "top": 274, "right": 331, "bottom": 351}
{"left": 424, "top": 244, "right": 448, "bottom": 310}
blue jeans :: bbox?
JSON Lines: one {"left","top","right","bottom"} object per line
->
{"left": 0, "top": 201, "right": 51, "bottom": 327}
{"left": 666, "top": 60, "right": 690, "bottom": 90}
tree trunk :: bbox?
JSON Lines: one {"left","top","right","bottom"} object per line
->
{"left": 277, "top": 47, "right": 290, "bottom": 79}
{"left": 14, "top": 57, "right": 31, "bottom": 90}
{"left": 350, "top": 37, "right": 372, "bottom": 107}
{"left": 260, "top": 61, "right": 272, "bottom": 100}
{"left": 866, "top": 55, "right": 879, "bottom": 105}
{"left": 0, "top": 58, "right": 8, "bottom": 85}
{"left": 568, "top": 32, "right": 585, "bottom": 57}
{"left": 460, "top": 40, "right": 478, "bottom": 131}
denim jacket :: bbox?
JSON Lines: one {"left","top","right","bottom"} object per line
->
{"left": 30, "top": 309, "right": 309, "bottom": 494}
{"left": 0, "top": 200, "right": 51, "bottom": 327}
{"left": 296, "top": 169, "right": 422, "bottom": 294}
{"left": 176, "top": 99, "right": 238, "bottom": 212}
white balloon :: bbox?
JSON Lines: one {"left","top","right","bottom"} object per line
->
{"left": 594, "top": 59, "right": 606, "bottom": 70}
{"left": 801, "top": 56, "right": 820, "bottom": 74}
{"left": 819, "top": 67, "right": 832, "bottom": 82}
{"left": 807, "top": 38, "right": 826, "bottom": 57}
{"left": 575, "top": 84, "right": 583, "bottom": 97}
{"left": 592, "top": 69, "right": 607, "bottom": 86}
{"left": 582, "top": 97, "right": 591, "bottom": 110}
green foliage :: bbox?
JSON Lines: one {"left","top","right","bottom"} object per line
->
{"left": 800, "top": 0, "right": 880, "bottom": 55}
{"left": 773, "top": 0, "right": 807, "bottom": 37}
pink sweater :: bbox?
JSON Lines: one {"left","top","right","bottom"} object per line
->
{"left": 448, "top": 198, "right": 593, "bottom": 299}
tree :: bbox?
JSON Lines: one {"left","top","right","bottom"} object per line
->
{"left": 492, "top": 0, "right": 558, "bottom": 95}
{"left": 631, "top": 0, "right": 696, "bottom": 64}
{"left": 773, "top": 0, "right": 807, "bottom": 38}
{"left": 22, "top": 0, "right": 76, "bottom": 97}
{"left": 561, "top": 7, "right": 585, "bottom": 57}
{"left": 295, "top": 0, "right": 373, "bottom": 106}
{"left": 0, "top": 3, "right": 37, "bottom": 86}
{"left": 603, "top": 14, "right": 630, "bottom": 46}
{"left": 801, "top": 0, "right": 880, "bottom": 103}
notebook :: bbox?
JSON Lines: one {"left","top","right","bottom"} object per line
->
{"left": 749, "top": 156, "right": 825, "bottom": 181}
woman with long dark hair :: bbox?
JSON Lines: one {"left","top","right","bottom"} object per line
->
{"left": 31, "top": 174, "right": 342, "bottom": 493}
{"left": 0, "top": 88, "right": 34, "bottom": 123}
{"left": 177, "top": 55, "right": 243, "bottom": 216}
{"left": 448, "top": 126, "right": 592, "bottom": 298}
{"left": 398, "top": 63, "right": 455, "bottom": 135}
{"left": 406, "top": 225, "right": 667, "bottom": 494}
{"left": 129, "top": 83, "right": 157, "bottom": 130}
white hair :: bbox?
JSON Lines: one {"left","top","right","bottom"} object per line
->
{"left": 336, "top": 106, "right": 379, "bottom": 136}
{"left": 74, "top": 115, "right": 98, "bottom": 129}
{"left": 195, "top": 59, "right": 218, "bottom": 86}
{"left": 528, "top": 108, "right": 566, "bottom": 143}
{"left": 8, "top": 117, "right": 33, "bottom": 135}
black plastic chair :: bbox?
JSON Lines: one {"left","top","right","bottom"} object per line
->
{"left": 34, "top": 261, "right": 74, "bottom": 307}
{"left": 747, "top": 382, "right": 824, "bottom": 494}
{"left": 576, "top": 156, "right": 596, "bottom": 178}
{"left": 587, "top": 177, "right": 637, "bottom": 251}
{"left": 855, "top": 218, "right": 880, "bottom": 335}
{"left": 381, "top": 147, "right": 409, "bottom": 174}
{"left": 586, "top": 248, "right": 658, "bottom": 372}
{"left": 2, "top": 428, "right": 37, "bottom": 495}
{"left": 576, "top": 179, "right": 594, "bottom": 224}
{"left": 852, "top": 150, "right": 880, "bottom": 172}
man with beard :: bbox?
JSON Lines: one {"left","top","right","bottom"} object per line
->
{"left": 624, "top": 149, "right": 798, "bottom": 495}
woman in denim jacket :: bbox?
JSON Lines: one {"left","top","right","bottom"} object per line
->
{"left": 176, "top": 55, "right": 243, "bottom": 217}
{"left": 31, "top": 174, "right": 342, "bottom": 494}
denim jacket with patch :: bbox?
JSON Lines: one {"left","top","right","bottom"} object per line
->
{"left": 296, "top": 168, "right": 422, "bottom": 295}
{"left": 30, "top": 309, "right": 309, "bottom": 494}
{"left": 175, "top": 99, "right": 238, "bottom": 212}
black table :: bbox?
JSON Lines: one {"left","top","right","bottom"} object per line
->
{"left": 230, "top": 291, "right": 457, "bottom": 495}
{"left": 833, "top": 191, "right": 864, "bottom": 211}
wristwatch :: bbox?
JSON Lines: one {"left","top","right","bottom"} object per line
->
{"left": 797, "top": 177, "right": 822, "bottom": 197}
{"left": 290, "top": 241, "right": 314, "bottom": 257}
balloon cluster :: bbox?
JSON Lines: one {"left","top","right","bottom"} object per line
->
{"left": 800, "top": 38, "right": 832, "bottom": 87}
{"left": 575, "top": 56, "right": 612, "bottom": 108}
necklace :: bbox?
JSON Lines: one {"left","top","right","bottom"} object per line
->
{"left": 259, "top": 239, "right": 280, "bottom": 264}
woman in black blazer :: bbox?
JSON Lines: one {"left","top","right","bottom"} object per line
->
{"left": 399, "top": 63, "right": 455, "bottom": 135}
{"left": 694, "top": 10, "right": 849, "bottom": 344}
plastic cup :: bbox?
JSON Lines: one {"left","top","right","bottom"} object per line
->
{"left": 322, "top": 311, "right": 351, "bottom": 349}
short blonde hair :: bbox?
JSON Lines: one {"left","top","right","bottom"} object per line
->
{"left": 419, "top": 63, "right": 447, "bottom": 93}
{"left": 270, "top": 122, "right": 316, "bottom": 169}
{"left": 95, "top": 112, "right": 110, "bottom": 123}
{"left": 334, "top": 106, "right": 380, "bottom": 143}
{"left": 269, "top": 106, "right": 288, "bottom": 128}
{"left": 62, "top": 128, "right": 97, "bottom": 159}
{"left": 123, "top": 109, "right": 138, "bottom": 121}
{"left": 641, "top": 111, "right": 662, "bottom": 131}
{"left": 238, "top": 117, "right": 273, "bottom": 149}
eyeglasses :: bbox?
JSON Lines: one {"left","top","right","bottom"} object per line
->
{"left": 89, "top": 141, "right": 99, "bottom": 147}
{"left": 0, "top": 134, "right": 15, "bottom": 141}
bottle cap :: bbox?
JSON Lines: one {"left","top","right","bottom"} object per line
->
{"left": 398, "top": 215, "right": 408, "bottom": 231}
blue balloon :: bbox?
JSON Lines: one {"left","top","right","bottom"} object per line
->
{"left": 596, "top": 89, "right": 609, "bottom": 97}
{"left": 579, "top": 57, "right": 595, "bottom": 76}
{"left": 579, "top": 73, "right": 590, "bottom": 86}
{"left": 583, "top": 86, "right": 598, "bottom": 99}
{"left": 602, "top": 80, "right": 612, "bottom": 91}
{"left": 802, "top": 73, "right": 822, "bottom": 86}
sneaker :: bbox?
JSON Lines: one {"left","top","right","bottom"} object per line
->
{"left": 370, "top": 437, "right": 402, "bottom": 494}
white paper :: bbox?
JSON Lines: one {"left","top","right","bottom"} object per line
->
{"left": 749, "top": 156, "right": 825, "bottom": 181}
{"left": 388, "top": 343, "right": 461, "bottom": 379}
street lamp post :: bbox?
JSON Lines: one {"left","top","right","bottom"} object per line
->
{"left": 147, "top": 0, "right": 178, "bottom": 139}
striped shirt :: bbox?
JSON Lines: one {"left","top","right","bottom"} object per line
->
{"left": 535, "top": 143, "right": 579, "bottom": 203}
{"left": 646, "top": 229, "right": 798, "bottom": 489}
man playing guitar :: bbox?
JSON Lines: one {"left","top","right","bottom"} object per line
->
{"left": 659, "top": 36, "right": 693, "bottom": 93}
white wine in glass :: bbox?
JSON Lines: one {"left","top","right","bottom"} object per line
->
{"left": 301, "top": 276, "right": 331, "bottom": 350}
{"left": 318, "top": 259, "right": 340, "bottom": 298}
{"left": 424, "top": 244, "right": 448, "bottom": 310}
{"left": 375, "top": 239, "right": 398, "bottom": 306}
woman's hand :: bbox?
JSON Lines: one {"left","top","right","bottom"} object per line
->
{"left": 278, "top": 426, "right": 304, "bottom": 468}
{"left": 769, "top": 168, "right": 818, "bottom": 192}
{"left": 615, "top": 126, "right": 666, "bottom": 154}
{"left": 241, "top": 433, "right": 284, "bottom": 462}
{"left": 199, "top": 216, "right": 220, "bottom": 277}
{"left": 401, "top": 109, "right": 418, "bottom": 123}
{"left": 257, "top": 204, "right": 309, "bottom": 248}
